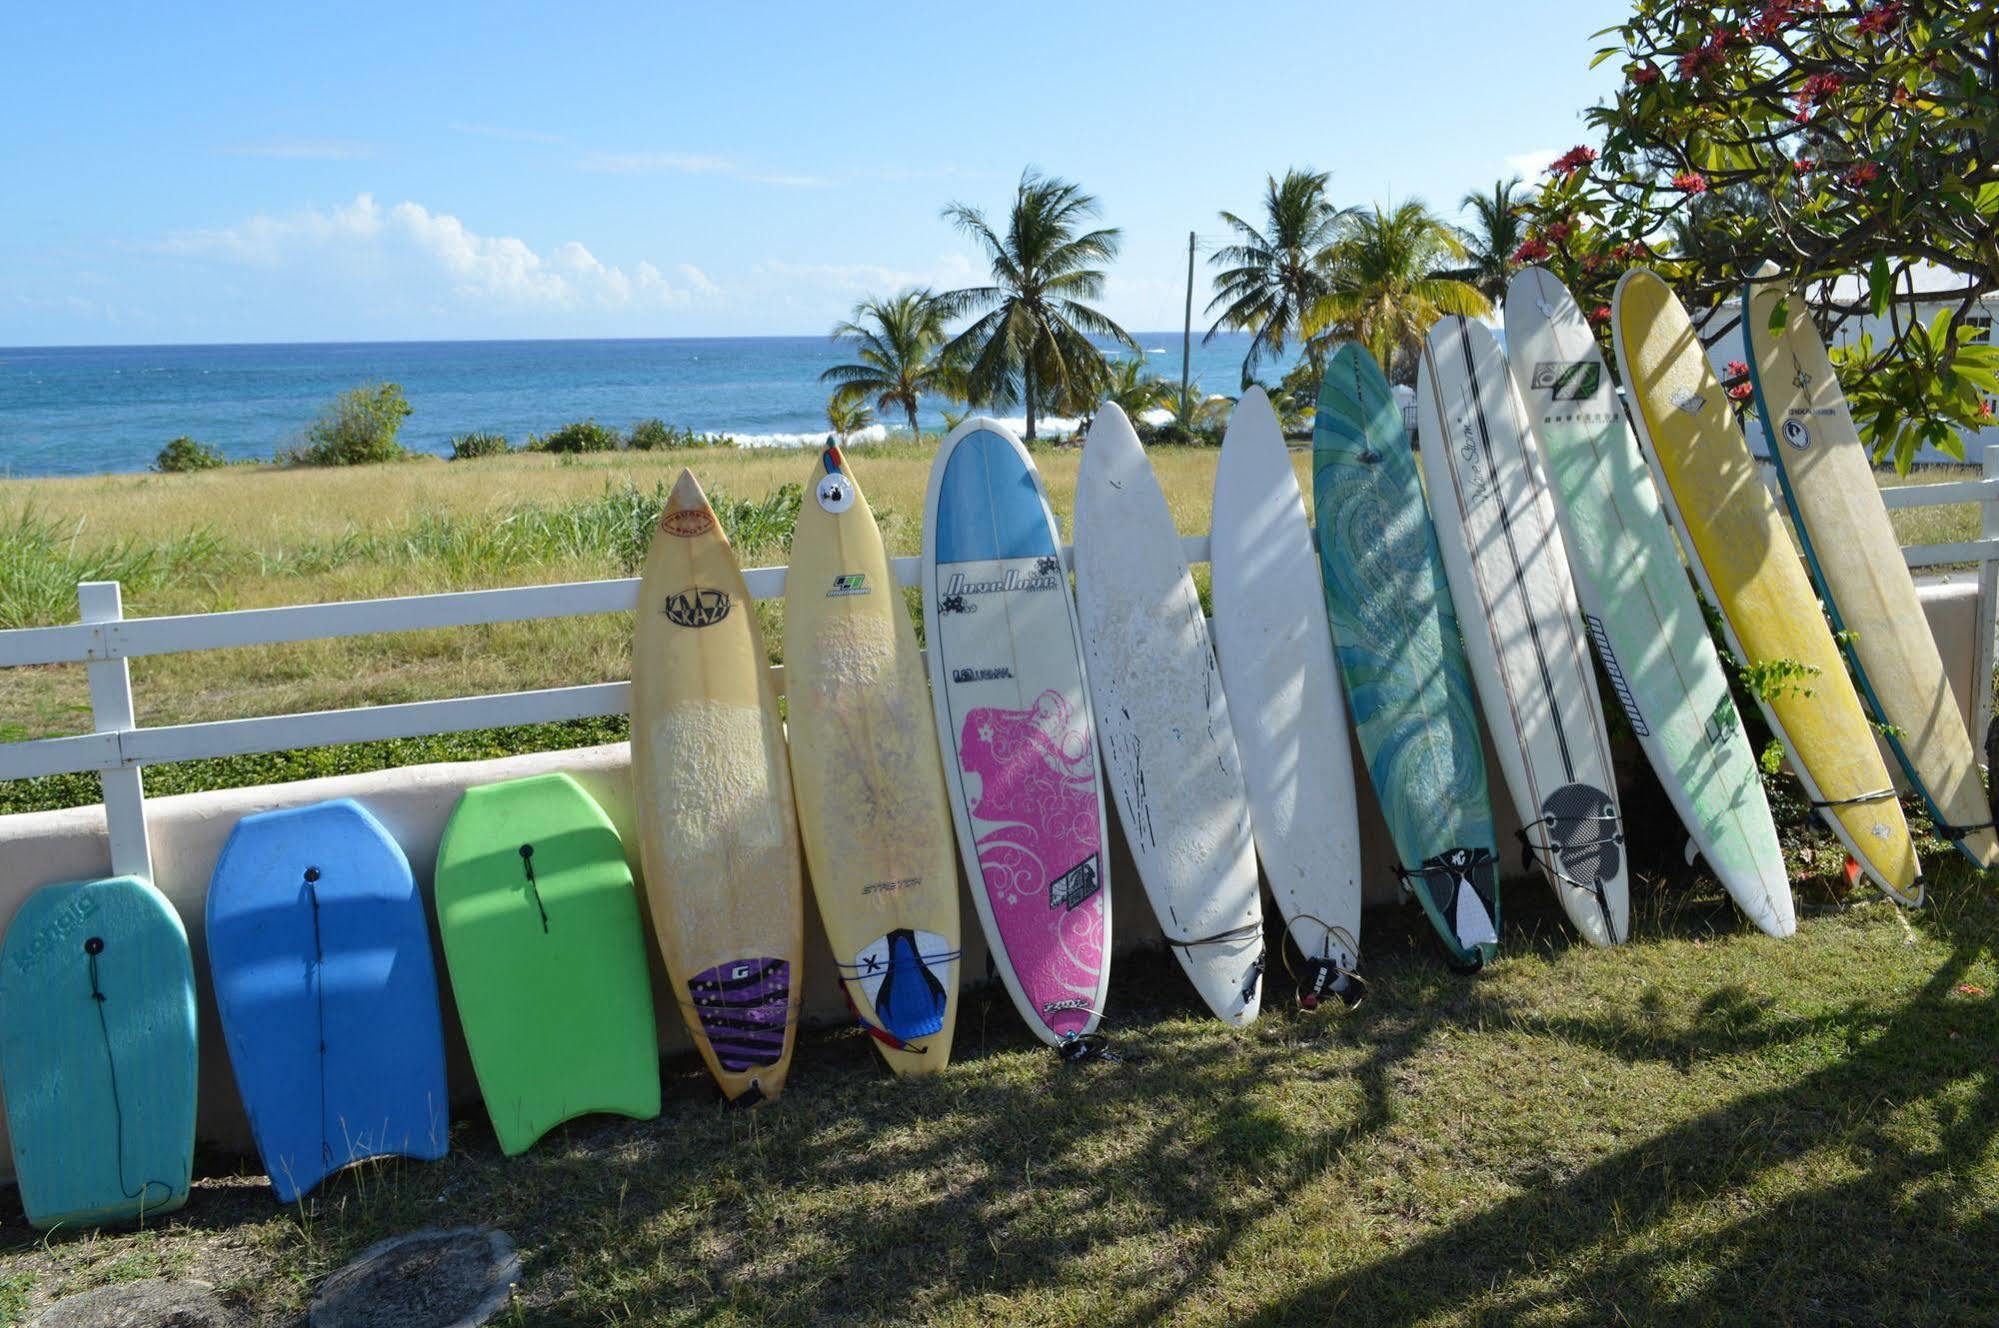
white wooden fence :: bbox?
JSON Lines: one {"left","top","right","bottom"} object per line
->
{"left": 2, "top": 449, "right": 1996, "bottom": 887}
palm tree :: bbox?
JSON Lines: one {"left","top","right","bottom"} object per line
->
{"left": 1307, "top": 200, "right": 1492, "bottom": 377}
{"left": 820, "top": 289, "right": 949, "bottom": 437}
{"left": 1058, "top": 355, "right": 1177, "bottom": 436}
{"left": 1205, "top": 168, "right": 1351, "bottom": 387}
{"left": 938, "top": 169, "right": 1137, "bottom": 442}
{"left": 825, "top": 395, "right": 874, "bottom": 445}
{"left": 1454, "top": 177, "right": 1532, "bottom": 305}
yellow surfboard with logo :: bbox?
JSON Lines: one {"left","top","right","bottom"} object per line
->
{"left": 631, "top": 469, "right": 807, "bottom": 1103}
{"left": 784, "top": 444, "right": 961, "bottom": 1074}
{"left": 1744, "top": 276, "right": 1997, "bottom": 869}
{"left": 1612, "top": 268, "right": 1921, "bottom": 904}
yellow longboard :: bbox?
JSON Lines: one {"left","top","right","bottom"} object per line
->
{"left": 784, "top": 445, "right": 960, "bottom": 1074}
{"left": 1613, "top": 269, "right": 1921, "bottom": 904}
{"left": 1745, "top": 277, "right": 1997, "bottom": 869}
{"left": 631, "top": 470, "right": 807, "bottom": 1102}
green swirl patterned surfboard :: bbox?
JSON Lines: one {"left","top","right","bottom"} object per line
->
{"left": 1313, "top": 343, "right": 1500, "bottom": 969}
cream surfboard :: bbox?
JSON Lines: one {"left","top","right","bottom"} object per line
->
{"left": 1210, "top": 387, "right": 1364, "bottom": 1004}
{"left": 1417, "top": 316, "right": 1629, "bottom": 945}
{"left": 1506, "top": 267, "right": 1792, "bottom": 936}
{"left": 631, "top": 470, "right": 806, "bottom": 1102}
{"left": 785, "top": 444, "right": 962, "bottom": 1073}
{"left": 922, "top": 419, "right": 1111, "bottom": 1047}
{"left": 1074, "top": 404, "right": 1263, "bottom": 1024}
{"left": 1744, "top": 274, "right": 1997, "bottom": 870}
{"left": 1613, "top": 268, "right": 1921, "bottom": 904}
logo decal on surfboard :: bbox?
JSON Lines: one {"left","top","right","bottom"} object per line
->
{"left": 1529, "top": 361, "right": 1602, "bottom": 400}
{"left": 660, "top": 508, "right": 715, "bottom": 538}
{"left": 1671, "top": 388, "right": 1707, "bottom": 416}
{"left": 815, "top": 473, "right": 856, "bottom": 514}
{"left": 663, "top": 587, "right": 731, "bottom": 627}
{"left": 827, "top": 573, "right": 869, "bottom": 597}
{"left": 1782, "top": 418, "right": 1812, "bottom": 450}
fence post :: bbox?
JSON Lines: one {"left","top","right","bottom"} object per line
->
{"left": 1977, "top": 448, "right": 1999, "bottom": 761}
{"left": 78, "top": 581, "right": 153, "bottom": 882}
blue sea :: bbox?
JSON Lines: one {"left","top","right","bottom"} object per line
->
{"left": 0, "top": 333, "right": 1280, "bottom": 478}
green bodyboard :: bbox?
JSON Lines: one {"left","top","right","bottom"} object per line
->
{"left": 0, "top": 876, "right": 197, "bottom": 1228}
{"left": 434, "top": 773, "right": 659, "bottom": 1155}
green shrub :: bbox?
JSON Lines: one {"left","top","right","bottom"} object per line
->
{"left": 529, "top": 419, "right": 622, "bottom": 454}
{"left": 284, "top": 382, "right": 413, "bottom": 466}
{"left": 628, "top": 418, "right": 737, "bottom": 450}
{"left": 153, "top": 435, "right": 226, "bottom": 473}
{"left": 449, "top": 431, "right": 512, "bottom": 460}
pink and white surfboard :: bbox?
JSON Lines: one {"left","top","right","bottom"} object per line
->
{"left": 922, "top": 419, "right": 1111, "bottom": 1045}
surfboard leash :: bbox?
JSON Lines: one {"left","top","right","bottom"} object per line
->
{"left": 1160, "top": 919, "right": 1266, "bottom": 1006}
{"left": 517, "top": 844, "right": 550, "bottom": 933}
{"left": 84, "top": 937, "right": 184, "bottom": 1209}
{"left": 1514, "top": 812, "right": 1623, "bottom": 941}
{"left": 1276, "top": 915, "right": 1366, "bottom": 1012}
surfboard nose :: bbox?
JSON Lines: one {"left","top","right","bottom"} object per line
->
{"left": 660, "top": 467, "right": 712, "bottom": 532}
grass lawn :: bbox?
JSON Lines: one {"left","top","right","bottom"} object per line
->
{"left": 0, "top": 836, "right": 1992, "bottom": 1326}
{"left": 1, "top": 445, "right": 1995, "bottom": 1324}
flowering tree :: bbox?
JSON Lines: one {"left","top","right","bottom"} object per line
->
{"left": 1518, "top": 0, "right": 1999, "bottom": 468}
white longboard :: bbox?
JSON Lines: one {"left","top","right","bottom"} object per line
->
{"left": 1210, "top": 387, "right": 1364, "bottom": 1006}
{"left": 1505, "top": 268, "right": 1791, "bottom": 936}
{"left": 922, "top": 418, "right": 1111, "bottom": 1047}
{"left": 1417, "top": 316, "right": 1630, "bottom": 945}
{"left": 1074, "top": 404, "right": 1263, "bottom": 1024}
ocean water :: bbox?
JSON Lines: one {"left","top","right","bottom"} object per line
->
{"left": 0, "top": 333, "right": 1282, "bottom": 478}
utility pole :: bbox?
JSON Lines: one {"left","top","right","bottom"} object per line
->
{"left": 1181, "top": 231, "right": 1195, "bottom": 421}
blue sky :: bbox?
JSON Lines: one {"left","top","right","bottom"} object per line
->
{"left": 3, "top": 0, "right": 1628, "bottom": 346}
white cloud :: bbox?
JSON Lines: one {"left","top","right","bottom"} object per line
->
{"left": 1503, "top": 148, "right": 1564, "bottom": 180}
{"left": 752, "top": 253, "right": 978, "bottom": 295}
{"left": 220, "top": 137, "right": 377, "bottom": 160}
{"left": 577, "top": 151, "right": 833, "bottom": 187}
{"left": 150, "top": 194, "right": 717, "bottom": 312}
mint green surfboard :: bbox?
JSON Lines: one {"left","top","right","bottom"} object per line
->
{"left": 0, "top": 876, "right": 197, "bottom": 1228}
{"left": 434, "top": 773, "right": 659, "bottom": 1155}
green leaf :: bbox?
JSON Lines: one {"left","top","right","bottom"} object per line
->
{"left": 1767, "top": 295, "right": 1789, "bottom": 334}
{"left": 1868, "top": 255, "right": 1892, "bottom": 319}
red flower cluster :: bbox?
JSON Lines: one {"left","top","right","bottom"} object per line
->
{"left": 1610, "top": 242, "right": 1649, "bottom": 263}
{"left": 1843, "top": 160, "right": 1882, "bottom": 186}
{"left": 1548, "top": 145, "right": 1598, "bottom": 177}
{"left": 1587, "top": 305, "right": 1612, "bottom": 326}
{"left": 1544, "top": 221, "right": 1574, "bottom": 243}
{"left": 1677, "top": 26, "right": 1733, "bottom": 79}
{"left": 1723, "top": 360, "right": 1753, "bottom": 401}
{"left": 1794, "top": 157, "right": 1816, "bottom": 173}
{"left": 1512, "top": 238, "right": 1551, "bottom": 263}
{"left": 1856, "top": 2, "right": 1902, "bottom": 37}
{"left": 1794, "top": 71, "right": 1844, "bottom": 120}
{"left": 1672, "top": 172, "right": 1709, "bottom": 193}
{"left": 1742, "top": 0, "right": 1822, "bottom": 41}
{"left": 1981, "top": 400, "right": 1995, "bottom": 420}
{"left": 1630, "top": 63, "right": 1661, "bottom": 85}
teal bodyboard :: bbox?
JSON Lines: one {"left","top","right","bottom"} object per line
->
{"left": 1313, "top": 344, "right": 1501, "bottom": 967}
{"left": 0, "top": 876, "right": 198, "bottom": 1228}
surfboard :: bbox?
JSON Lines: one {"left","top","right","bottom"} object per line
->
{"left": 784, "top": 444, "right": 961, "bottom": 1074}
{"left": 1074, "top": 403, "right": 1264, "bottom": 1023}
{"left": 1613, "top": 268, "right": 1921, "bottom": 904}
{"left": 631, "top": 470, "right": 806, "bottom": 1102}
{"left": 922, "top": 419, "right": 1111, "bottom": 1046}
{"left": 1505, "top": 267, "right": 1793, "bottom": 936}
{"left": 207, "top": 799, "right": 449, "bottom": 1201}
{"left": 1210, "top": 387, "right": 1365, "bottom": 1004}
{"left": 1313, "top": 342, "right": 1500, "bottom": 969}
{"left": 1417, "top": 316, "right": 1630, "bottom": 946}
{"left": 0, "top": 875, "right": 196, "bottom": 1228}
{"left": 433, "top": 772, "right": 660, "bottom": 1153}
{"left": 1744, "top": 273, "right": 1997, "bottom": 870}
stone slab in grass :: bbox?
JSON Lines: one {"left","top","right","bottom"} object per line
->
{"left": 309, "top": 1227, "right": 519, "bottom": 1328}
{"left": 32, "top": 1279, "right": 240, "bottom": 1328}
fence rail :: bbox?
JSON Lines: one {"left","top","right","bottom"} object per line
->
{"left": 2, "top": 449, "right": 1996, "bottom": 888}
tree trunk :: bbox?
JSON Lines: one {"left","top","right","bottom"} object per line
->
{"left": 906, "top": 399, "right": 920, "bottom": 438}
{"left": 1024, "top": 360, "right": 1038, "bottom": 442}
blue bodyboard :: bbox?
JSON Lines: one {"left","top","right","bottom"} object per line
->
{"left": 0, "top": 875, "right": 198, "bottom": 1228}
{"left": 207, "top": 799, "right": 448, "bottom": 1202}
